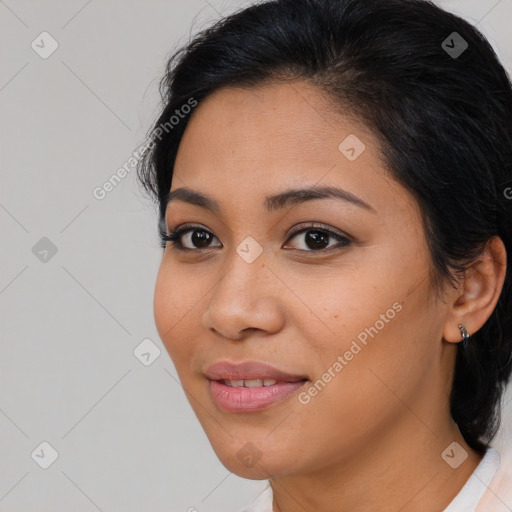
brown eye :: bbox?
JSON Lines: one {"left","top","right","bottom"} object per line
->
{"left": 161, "top": 225, "right": 222, "bottom": 251}
{"left": 284, "top": 225, "right": 351, "bottom": 252}
{"left": 188, "top": 229, "right": 214, "bottom": 248}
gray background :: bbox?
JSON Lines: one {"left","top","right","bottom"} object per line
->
{"left": 1, "top": 1, "right": 511, "bottom": 511}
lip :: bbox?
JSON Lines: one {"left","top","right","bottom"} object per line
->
{"left": 204, "top": 360, "right": 309, "bottom": 413}
{"left": 204, "top": 360, "right": 308, "bottom": 382}
{"left": 209, "top": 379, "right": 308, "bottom": 413}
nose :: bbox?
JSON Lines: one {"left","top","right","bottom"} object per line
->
{"left": 201, "top": 249, "right": 285, "bottom": 340}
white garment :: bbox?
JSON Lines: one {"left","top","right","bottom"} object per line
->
{"left": 239, "top": 448, "right": 500, "bottom": 512}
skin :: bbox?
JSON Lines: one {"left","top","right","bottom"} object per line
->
{"left": 153, "top": 81, "right": 507, "bottom": 512}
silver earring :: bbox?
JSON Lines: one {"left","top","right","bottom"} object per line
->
{"left": 458, "top": 324, "right": 470, "bottom": 349}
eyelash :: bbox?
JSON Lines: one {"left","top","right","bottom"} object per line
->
{"left": 160, "top": 223, "right": 352, "bottom": 253}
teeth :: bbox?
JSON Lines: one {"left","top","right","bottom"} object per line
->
{"left": 244, "top": 379, "right": 262, "bottom": 387}
{"left": 223, "top": 378, "right": 278, "bottom": 387}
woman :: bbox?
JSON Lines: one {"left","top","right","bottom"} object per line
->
{"left": 137, "top": 0, "right": 512, "bottom": 510}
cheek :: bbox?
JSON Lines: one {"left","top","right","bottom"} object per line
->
{"left": 286, "top": 263, "right": 398, "bottom": 357}
{"left": 153, "top": 261, "right": 202, "bottom": 366}
{"left": 288, "top": 260, "right": 431, "bottom": 411}
{"left": 153, "top": 263, "right": 174, "bottom": 342}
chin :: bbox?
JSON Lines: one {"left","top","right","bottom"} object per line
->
{"left": 208, "top": 436, "right": 299, "bottom": 480}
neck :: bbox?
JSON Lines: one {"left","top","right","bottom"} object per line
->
{"left": 270, "top": 415, "right": 483, "bottom": 512}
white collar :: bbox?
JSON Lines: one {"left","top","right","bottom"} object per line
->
{"left": 442, "top": 447, "right": 500, "bottom": 512}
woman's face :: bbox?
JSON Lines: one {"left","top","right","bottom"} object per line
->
{"left": 153, "top": 81, "right": 455, "bottom": 479}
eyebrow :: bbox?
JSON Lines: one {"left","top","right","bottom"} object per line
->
{"left": 165, "top": 185, "right": 376, "bottom": 214}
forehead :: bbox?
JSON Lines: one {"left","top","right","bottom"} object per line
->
{"left": 178, "top": 81, "right": 374, "bottom": 166}
{"left": 171, "top": 81, "right": 414, "bottom": 218}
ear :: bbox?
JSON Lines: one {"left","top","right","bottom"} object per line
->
{"left": 443, "top": 236, "right": 507, "bottom": 344}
